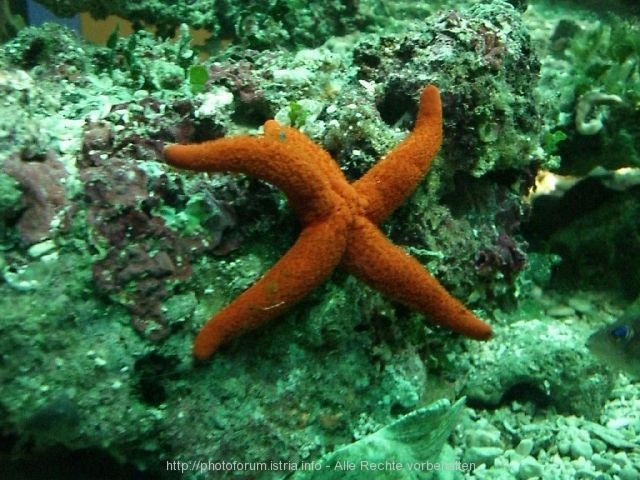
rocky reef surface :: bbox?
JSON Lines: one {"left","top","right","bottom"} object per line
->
{"left": 0, "top": 1, "right": 638, "bottom": 479}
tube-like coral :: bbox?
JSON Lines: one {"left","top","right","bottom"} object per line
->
{"left": 575, "top": 91, "right": 622, "bottom": 135}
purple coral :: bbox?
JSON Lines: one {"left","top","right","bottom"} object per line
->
{"left": 475, "top": 231, "right": 526, "bottom": 281}
{"left": 208, "top": 58, "right": 272, "bottom": 123}
{"left": 2, "top": 151, "right": 68, "bottom": 246}
{"left": 472, "top": 24, "right": 506, "bottom": 71}
{"left": 78, "top": 113, "right": 238, "bottom": 342}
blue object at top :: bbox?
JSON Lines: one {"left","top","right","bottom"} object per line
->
{"left": 26, "top": 0, "right": 80, "bottom": 31}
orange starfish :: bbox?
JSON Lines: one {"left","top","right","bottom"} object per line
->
{"left": 164, "top": 85, "right": 492, "bottom": 361}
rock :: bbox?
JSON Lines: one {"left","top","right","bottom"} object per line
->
{"left": 590, "top": 438, "right": 607, "bottom": 453}
{"left": 570, "top": 439, "right": 593, "bottom": 459}
{"left": 612, "top": 451, "right": 631, "bottom": 467}
{"left": 582, "top": 420, "right": 639, "bottom": 450}
{"left": 568, "top": 296, "right": 594, "bottom": 314}
{"left": 619, "top": 466, "right": 640, "bottom": 480}
{"left": 462, "top": 319, "right": 614, "bottom": 418}
{"left": 558, "top": 438, "right": 572, "bottom": 456}
{"left": 463, "top": 446, "right": 504, "bottom": 467}
{"left": 515, "top": 438, "right": 534, "bottom": 456}
{"left": 27, "top": 239, "right": 56, "bottom": 258}
{"left": 295, "top": 398, "right": 466, "bottom": 480}
{"left": 466, "top": 429, "right": 502, "bottom": 448}
{"left": 516, "top": 456, "right": 543, "bottom": 479}
{"left": 591, "top": 453, "right": 613, "bottom": 472}
{"left": 546, "top": 305, "right": 576, "bottom": 317}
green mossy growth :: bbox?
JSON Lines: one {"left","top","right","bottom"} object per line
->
{"left": 568, "top": 19, "right": 640, "bottom": 103}
{"left": 0, "top": 171, "right": 23, "bottom": 219}
{"left": 188, "top": 64, "right": 209, "bottom": 94}
{"left": 287, "top": 100, "right": 308, "bottom": 128}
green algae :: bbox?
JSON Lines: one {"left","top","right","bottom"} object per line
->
{"left": 0, "top": 170, "right": 22, "bottom": 225}
{"left": 537, "top": 13, "right": 640, "bottom": 175}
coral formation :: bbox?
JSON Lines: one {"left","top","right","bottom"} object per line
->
{"left": 538, "top": 15, "right": 640, "bottom": 174}
{"left": 351, "top": 1, "right": 543, "bottom": 177}
{"left": 2, "top": 151, "right": 68, "bottom": 246}
{"left": 574, "top": 91, "right": 623, "bottom": 136}
{"left": 34, "top": 0, "right": 369, "bottom": 49}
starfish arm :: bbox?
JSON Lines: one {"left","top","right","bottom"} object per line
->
{"left": 353, "top": 85, "right": 443, "bottom": 224}
{"left": 342, "top": 216, "right": 492, "bottom": 340}
{"left": 164, "top": 136, "right": 334, "bottom": 224}
{"left": 193, "top": 206, "right": 351, "bottom": 360}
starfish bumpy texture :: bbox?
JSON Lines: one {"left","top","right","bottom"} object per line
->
{"left": 164, "top": 85, "right": 493, "bottom": 361}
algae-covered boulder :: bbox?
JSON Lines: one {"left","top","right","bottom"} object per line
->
{"left": 463, "top": 317, "right": 613, "bottom": 419}
{"left": 351, "top": 0, "right": 543, "bottom": 177}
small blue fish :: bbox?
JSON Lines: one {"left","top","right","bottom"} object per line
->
{"left": 587, "top": 301, "right": 640, "bottom": 378}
